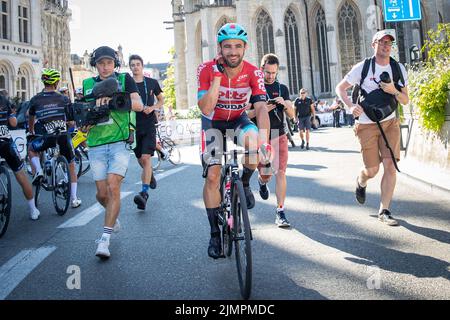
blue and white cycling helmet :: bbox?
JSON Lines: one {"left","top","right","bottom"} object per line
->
{"left": 217, "top": 23, "right": 248, "bottom": 44}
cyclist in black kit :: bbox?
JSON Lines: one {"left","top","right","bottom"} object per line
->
{"left": 27, "top": 68, "right": 82, "bottom": 209}
{"left": 0, "top": 94, "right": 40, "bottom": 220}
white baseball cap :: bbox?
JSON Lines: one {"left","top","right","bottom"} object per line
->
{"left": 372, "top": 30, "right": 395, "bottom": 43}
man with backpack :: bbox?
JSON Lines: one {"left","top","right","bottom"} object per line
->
{"left": 336, "top": 30, "right": 409, "bottom": 226}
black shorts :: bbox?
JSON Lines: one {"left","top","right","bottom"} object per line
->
{"left": 200, "top": 114, "right": 258, "bottom": 176}
{"left": 0, "top": 138, "right": 24, "bottom": 173}
{"left": 134, "top": 127, "right": 157, "bottom": 159}
{"left": 29, "top": 134, "right": 75, "bottom": 163}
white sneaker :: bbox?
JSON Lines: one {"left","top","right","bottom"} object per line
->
{"left": 30, "top": 208, "right": 40, "bottom": 221}
{"left": 71, "top": 198, "right": 82, "bottom": 208}
{"left": 95, "top": 236, "right": 110, "bottom": 259}
{"left": 113, "top": 219, "right": 121, "bottom": 233}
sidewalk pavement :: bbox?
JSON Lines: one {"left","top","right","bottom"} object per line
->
{"left": 400, "top": 156, "right": 450, "bottom": 197}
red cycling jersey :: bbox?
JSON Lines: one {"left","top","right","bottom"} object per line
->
{"left": 197, "top": 60, "right": 267, "bottom": 121}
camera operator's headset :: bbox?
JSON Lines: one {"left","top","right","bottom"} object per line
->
{"left": 89, "top": 47, "right": 121, "bottom": 69}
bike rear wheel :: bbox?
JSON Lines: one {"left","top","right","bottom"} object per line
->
{"left": 232, "top": 180, "right": 252, "bottom": 300}
{"left": 0, "top": 165, "right": 12, "bottom": 238}
{"left": 162, "top": 138, "right": 181, "bottom": 165}
{"left": 152, "top": 151, "right": 161, "bottom": 171}
{"left": 52, "top": 156, "right": 71, "bottom": 216}
{"left": 74, "top": 147, "right": 90, "bottom": 178}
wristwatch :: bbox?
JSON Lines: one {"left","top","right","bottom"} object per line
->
{"left": 394, "top": 91, "right": 401, "bottom": 98}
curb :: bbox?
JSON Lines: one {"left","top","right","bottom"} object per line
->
{"left": 399, "top": 171, "right": 450, "bottom": 198}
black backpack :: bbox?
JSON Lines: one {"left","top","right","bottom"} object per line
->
{"left": 354, "top": 56, "right": 405, "bottom": 173}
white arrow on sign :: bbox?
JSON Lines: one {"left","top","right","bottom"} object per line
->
{"left": 393, "top": 12, "right": 397, "bottom": 19}
{"left": 409, "top": 0, "right": 414, "bottom": 18}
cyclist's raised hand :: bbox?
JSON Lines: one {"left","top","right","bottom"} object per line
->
{"left": 213, "top": 54, "right": 225, "bottom": 78}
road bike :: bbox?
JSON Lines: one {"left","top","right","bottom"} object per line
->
{"left": 71, "top": 130, "right": 90, "bottom": 178}
{"left": 33, "top": 134, "right": 71, "bottom": 216}
{"left": 204, "top": 135, "right": 256, "bottom": 300}
{"left": 151, "top": 123, "right": 181, "bottom": 171}
{"left": 0, "top": 154, "right": 12, "bottom": 238}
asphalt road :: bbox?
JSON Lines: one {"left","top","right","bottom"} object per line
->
{"left": 0, "top": 127, "right": 449, "bottom": 300}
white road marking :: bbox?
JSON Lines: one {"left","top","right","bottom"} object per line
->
{"left": 0, "top": 246, "right": 57, "bottom": 300}
{"left": 59, "top": 166, "right": 188, "bottom": 229}
{"left": 58, "top": 192, "right": 132, "bottom": 229}
{"left": 135, "top": 166, "right": 188, "bottom": 185}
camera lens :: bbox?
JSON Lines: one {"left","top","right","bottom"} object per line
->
{"left": 380, "top": 72, "right": 391, "bottom": 83}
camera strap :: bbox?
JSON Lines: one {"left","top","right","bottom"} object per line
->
{"left": 376, "top": 120, "right": 401, "bottom": 173}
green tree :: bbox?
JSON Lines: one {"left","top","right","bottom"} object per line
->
{"left": 163, "top": 47, "right": 176, "bottom": 110}
{"left": 409, "top": 23, "right": 450, "bottom": 132}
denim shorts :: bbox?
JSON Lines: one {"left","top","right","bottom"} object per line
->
{"left": 89, "top": 141, "right": 130, "bottom": 181}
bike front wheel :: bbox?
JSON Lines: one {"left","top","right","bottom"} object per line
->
{"left": 52, "top": 156, "right": 71, "bottom": 216}
{"left": 232, "top": 180, "right": 252, "bottom": 300}
{"left": 0, "top": 165, "right": 12, "bottom": 238}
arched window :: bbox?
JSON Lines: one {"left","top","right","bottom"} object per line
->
{"left": 18, "top": 0, "right": 30, "bottom": 43}
{"left": 16, "top": 67, "right": 28, "bottom": 102}
{"left": 0, "top": 65, "right": 8, "bottom": 91}
{"left": 256, "top": 9, "right": 274, "bottom": 66}
{"left": 284, "top": 8, "right": 301, "bottom": 95}
{"left": 0, "top": 75, "right": 5, "bottom": 90}
{"left": 315, "top": 6, "right": 331, "bottom": 94}
{"left": 338, "top": 1, "right": 361, "bottom": 77}
{"left": 214, "top": 0, "right": 232, "bottom": 6}
{"left": 1, "top": 0, "right": 9, "bottom": 40}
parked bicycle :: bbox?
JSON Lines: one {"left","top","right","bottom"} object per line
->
{"left": 151, "top": 123, "right": 181, "bottom": 171}
{"left": 71, "top": 130, "right": 90, "bottom": 178}
{"left": 32, "top": 134, "right": 71, "bottom": 216}
{"left": 0, "top": 156, "right": 12, "bottom": 238}
{"left": 284, "top": 115, "right": 296, "bottom": 148}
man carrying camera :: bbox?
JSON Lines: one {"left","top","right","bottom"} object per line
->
{"left": 247, "top": 54, "right": 294, "bottom": 228}
{"left": 336, "top": 30, "right": 409, "bottom": 226}
{"left": 82, "top": 46, "right": 144, "bottom": 259}
{"left": 28, "top": 68, "right": 81, "bottom": 209}
{"left": 129, "top": 54, "right": 164, "bottom": 211}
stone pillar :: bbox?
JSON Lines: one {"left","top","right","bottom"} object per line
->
{"left": 10, "top": 0, "right": 19, "bottom": 43}
{"left": 185, "top": 13, "right": 200, "bottom": 109}
{"left": 323, "top": 0, "right": 341, "bottom": 90}
{"left": 271, "top": 2, "right": 289, "bottom": 89}
{"left": 174, "top": 19, "right": 188, "bottom": 110}
{"left": 30, "top": 0, "right": 41, "bottom": 46}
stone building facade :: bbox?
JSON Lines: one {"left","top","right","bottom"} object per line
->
{"left": 172, "top": 0, "right": 449, "bottom": 110}
{"left": 0, "top": 0, "right": 70, "bottom": 102}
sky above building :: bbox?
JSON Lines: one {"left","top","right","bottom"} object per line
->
{"left": 69, "top": 0, "right": 174, "bottom": 64}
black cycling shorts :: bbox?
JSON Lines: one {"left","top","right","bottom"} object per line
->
{"left": 0, "top": 138, "right": 24, "bottom": 173}
{"left": 29, "top": 134, "right": 75, "bottom": 163}
{"left": 200, "top": 114, "right": 258, "bottom": 177}
{"left": 133, "top": 127, "right": 157, "bottom": 159}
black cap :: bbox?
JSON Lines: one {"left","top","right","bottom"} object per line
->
{"left": 92, "top": 46, "right": 116, "bottom": 64}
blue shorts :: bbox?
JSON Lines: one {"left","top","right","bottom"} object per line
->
{"left": 89, "top": 141, "right": 130, "bottom": 181}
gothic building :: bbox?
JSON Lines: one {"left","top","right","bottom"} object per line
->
{"left": 172, "top": 0, "right": 449, "bottom": 109}
{"left": 0, "top": 0, "right": 71, "bottom": 102}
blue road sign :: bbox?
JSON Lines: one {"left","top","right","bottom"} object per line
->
{"left": 383, "top": 0, "right": 422, "bottom": 22}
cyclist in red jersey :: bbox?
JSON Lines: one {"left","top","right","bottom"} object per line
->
{"left": 197, "top": 23, "right": 272, "bottom": 259}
